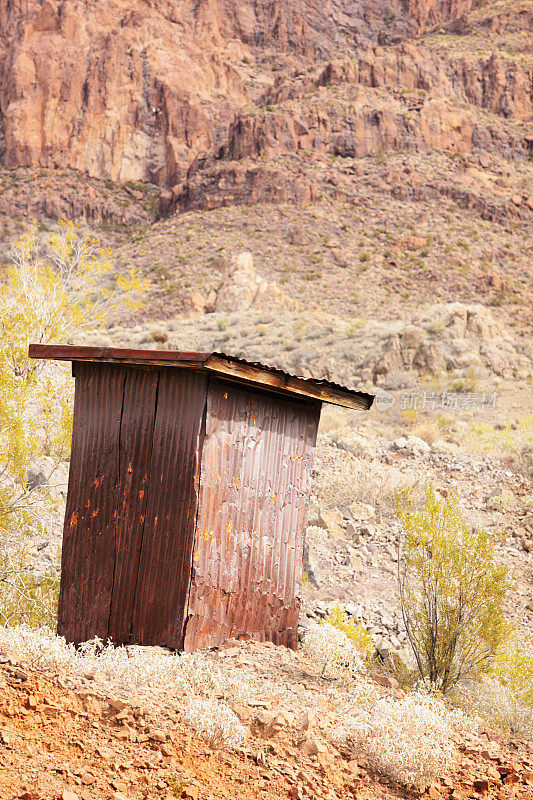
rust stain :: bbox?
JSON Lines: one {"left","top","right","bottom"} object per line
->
{"left": 91, "top": 509, "right": 99, "bottom": 518}
{"left": 138, "top": 489, "right": 144, "bottom": 500}
{"left": 185, "top": 378, "right": 320, "bottom": 651}
{"left": 69, "top": 512, "right": 78, "bottom": 527}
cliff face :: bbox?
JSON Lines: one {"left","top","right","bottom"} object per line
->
{"left": 0, "top": 0, "right": 247, "bottom": 183}
{"left": 1, "top": 0, "right": 524, "bottom": 186}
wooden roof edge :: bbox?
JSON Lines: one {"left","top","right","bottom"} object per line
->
{"left": 28, "top": 343, "right": 208, "bottom": 367}
{"left": 28, "top": 344, "right": 374, "bottom": 411}
{"left": 205, "top": 354, "right": 373, "bottom": 411}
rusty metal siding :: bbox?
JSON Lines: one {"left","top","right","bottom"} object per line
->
{"left": 107, "top": 368, "right": 160, "bottom": 643}
{"left": 58, "top": 363, "right": 207, "bottom": 649}
{"left": 130, "top": 368, "right": 207, "bottom": 648}
{"left": 184, "top": 379, "right": 320, "bottom": 651}
{"left": 57, "top": 362, "right": 126, "bottom": 644}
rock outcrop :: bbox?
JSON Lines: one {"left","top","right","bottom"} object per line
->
{"left": 212, "top": 251, "right": 301, "bottom": 314}
{"left": 1, "top": 0, "right": 526, "bottom": 189}
{"left": 0, "top": 0, "right": 247, "bottom": 184}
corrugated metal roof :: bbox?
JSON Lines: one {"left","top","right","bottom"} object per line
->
{"left": 29, "top": 344, "right": 374, "bottom": 411}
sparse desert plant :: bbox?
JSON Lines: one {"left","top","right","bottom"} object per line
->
{"left": 0, "top": 221, "right": 146, "bottom": 625}
{"left": 0, "top": 625, "right": 278, "bottom": 706}
{"left": 216, "top": 315, "right": 231, "bottom": 331}
{"left": 451, "top": 637, "right": 533, "bottom": 738}
{"left": 304, "top": 622, "right": 363, "bottom": 677}
{"left": 396, "top": 485, "right": 512, "bottom": 693}
{"left": 331, "top": 693, "right": 465, "bottom": 789}
{"left": 451, "top": 674, "right": 533, "bottom": 740}
{"left": 183, "top": 697, "right": 247, "bottom": 749}
{"left": 326, "top": 604, "right": 374, "bottom": 665}
{"left": 465, "top": 416, "right": 533, "bottom": 478}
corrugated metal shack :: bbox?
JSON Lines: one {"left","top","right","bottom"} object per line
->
{"left": 29, "top": 344, "right": 373, "bottom": 651}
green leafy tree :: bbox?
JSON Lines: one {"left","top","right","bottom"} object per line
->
{"left": 396, "top": 485, "right": 512, "bottom": 693}
{"left": 0, "top": 220, "right": 146, "bottom": 625}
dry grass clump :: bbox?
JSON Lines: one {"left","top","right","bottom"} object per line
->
{"left": 0, "top": 625, "right": 276, "bottom": 704}
{"left": 314, "top": 443, "right": 422, "bottom": 515}
{"left": 451, "top": 678, "right": 533, "bottom": 739}
{"left": 183, "top": 697, "right": 247, "bottom": 749}
{"left": 317, "top": 405, "right": 351, "bottom": 434}
{"left": 304, "top": 622, "right": 364, "bottom": 677}
{"left": 331, "top": 693, "right": 472, "bottom": 789}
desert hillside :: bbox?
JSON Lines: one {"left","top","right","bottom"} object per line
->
{"left": 0, "top": 0, "right": 530, "bottom": 334}
{"left": 0, "top": 0, "right": 532, "bottom": 798}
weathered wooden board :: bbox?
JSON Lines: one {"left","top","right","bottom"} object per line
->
{"left": 130, "top": 368, "right": 207, "bottom": 648}
{"left": 57, "top": 362, "right": 126, "bottom": 644}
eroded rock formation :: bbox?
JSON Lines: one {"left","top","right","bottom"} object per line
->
{"left": 1, "top": 0, "right": 527, "bottom": 191}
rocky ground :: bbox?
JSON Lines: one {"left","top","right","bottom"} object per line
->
{"left": 1, "top": 637, "right": 533, "bottom": 800}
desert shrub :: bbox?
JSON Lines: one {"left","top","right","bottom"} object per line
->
{"left": 183, "top": 698, "right": 246, "bottom": 749}
{"left": 491, "top": 639, "right": 533, "bottom": 708}
{"left": 331, "top": 693, "right": 462, "bottom": 789}
{"left": 451, "top": 675, "right": 533, "bottom": 740}
{"left": 216, "top": 315, "right": 231, "bottom": 331}
{"left": 0, "top": 221, "right": 145, "bottom": 625}
{"left": 451, "top": 638, "right": 533, "bottom": 738}
{"left": 0, "top": 625, "right": 278, "bottom": 705}
{"left": 396, "top": 485, "right": 512, "bottom": 693}
{"left": 303, "top": 622, "right": 363, "bottom": 677}
{"left": 325, "top": 604, "right": 374, "bottom": 665}
{"left": 464, "top": 417, "right": 533, "bottom": 478}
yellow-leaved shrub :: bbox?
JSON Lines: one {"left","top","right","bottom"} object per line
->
{"left": 0, "top": 220, "right": 146, "bottom": 625}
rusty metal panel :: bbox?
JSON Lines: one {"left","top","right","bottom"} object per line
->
{"left": 130, "top": 368, "right": 207, "bottom": 649}
{"left": 107, "top": 368, "right": 159, "bottom": 643}
{"left": 57, "top": 362, "right": 126, "bottom": 644}
{"left": 184, "top": 379, "right": 320, "bottom": 651}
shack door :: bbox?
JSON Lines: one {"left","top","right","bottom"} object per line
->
{"left": 57, "top": 363, "right": 206, "bottom": 648}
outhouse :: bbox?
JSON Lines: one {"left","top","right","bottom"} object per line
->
{"left": 29, "top": 344, "right": 373, "bottom": 651}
